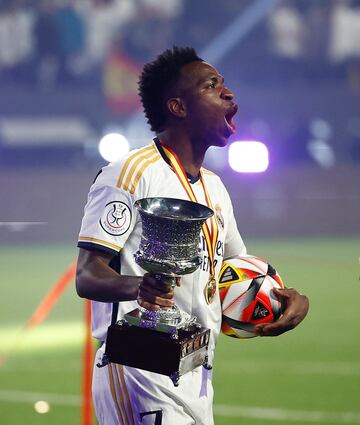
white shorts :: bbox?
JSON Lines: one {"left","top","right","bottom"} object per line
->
{"left": 92, "top": 345, "right": 214, "bottom": 425}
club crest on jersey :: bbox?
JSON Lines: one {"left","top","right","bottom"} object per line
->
{"left": 100, "top": 201, "right": 131, "bottom": 236}
{"left": 215, "top": 204, "right": 224, "bottom": 229}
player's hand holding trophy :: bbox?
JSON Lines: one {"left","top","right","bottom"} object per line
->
{"left": 105, "top": 197, "right": 213, "bottom": 385}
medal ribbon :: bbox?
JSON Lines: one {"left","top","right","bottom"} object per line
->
{"left": 161, "top": 144, "right": 218, "bottom": 281}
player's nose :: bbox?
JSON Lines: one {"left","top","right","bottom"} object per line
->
{"left": 221, "top": 86, "right": 234, "bottom": 101}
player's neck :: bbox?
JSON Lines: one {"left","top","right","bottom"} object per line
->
{"left": 158, "top": 130, "right": 205, "bottom": 178}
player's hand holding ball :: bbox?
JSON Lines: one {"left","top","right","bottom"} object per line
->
{"left": 137, "top": 273, "right": 181, "bottom": 311}
{"left": 219, "top": 255, "right": 309, "bottom": 338}
{"left": 254, "top": 286, "right": 309, "bottom": 336}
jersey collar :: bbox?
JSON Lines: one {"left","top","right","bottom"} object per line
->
{"left": 153, "top": 137, "right": 201, "bottom": 184}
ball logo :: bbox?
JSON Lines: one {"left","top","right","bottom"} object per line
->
{"left": 219, "top": 265, "right": 249, "bottom": 284}
{"left": 251, "top": 302, "right": 270, "bottom": 320}
{"left": 100, "top": 201, "right": 131, "bottom": 236}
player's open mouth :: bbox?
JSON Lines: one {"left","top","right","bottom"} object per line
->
{"left": 224, "top": 104, "right": 238, "bottom": 134}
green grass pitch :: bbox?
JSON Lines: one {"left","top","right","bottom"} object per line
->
{"left": 0, "top": 238, "right": 359, "bottom": 424}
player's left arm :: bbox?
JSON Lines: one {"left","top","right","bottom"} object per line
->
{"left": 254, "top": 287, "right": 309, "bottom": 337}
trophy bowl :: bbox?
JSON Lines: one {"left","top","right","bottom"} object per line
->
{"left": 134, "top": 197, "right": 213, "bottom": 275}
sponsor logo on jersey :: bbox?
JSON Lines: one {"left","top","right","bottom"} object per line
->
{"left": 99, "top": 201, "right": 131, "bottom": 236}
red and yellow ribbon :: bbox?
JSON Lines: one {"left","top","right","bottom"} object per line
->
{"left": 161, "top": 144, "right": 219, "bottom": 303}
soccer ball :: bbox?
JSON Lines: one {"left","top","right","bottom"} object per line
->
{"left": 219, "top": 255, "right": 285, "bottom": 339}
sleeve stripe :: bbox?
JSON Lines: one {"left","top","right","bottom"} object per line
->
{"left": 77, "top": 242, "right": 119, "bottom": 256}
{"left": 123, "top": 149, "right": 158, "bottom": 192}
{"left": 129, "top": 155, "right": 161, "bottom": 194}
{"left": 78, "top": 236, "right": 122, "bottom": 252}
{"left": 116, "top": 145, "right": 154, "bottom": 189}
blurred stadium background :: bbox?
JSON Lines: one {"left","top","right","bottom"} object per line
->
{"left": 0, "top": 0, "right": 359, "bottom": 424}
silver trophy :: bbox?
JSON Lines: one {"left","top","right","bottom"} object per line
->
{"left": 105, "top": 197, "right": 214, "bottom": 385}
{"left": 124, "top": 197, "right": 214, "bottom": 335}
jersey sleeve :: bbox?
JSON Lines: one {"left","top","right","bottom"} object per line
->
{"left": 223, "top": 189, "right": 247, "bottom": 260}
{"left": 77, "top": 180, "right": 137, "bottom": 256}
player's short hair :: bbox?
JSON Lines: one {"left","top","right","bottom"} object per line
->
{"left": 138, "top": 46, "right": 203, "bottom": 133}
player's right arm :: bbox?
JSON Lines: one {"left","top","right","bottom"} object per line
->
{"left": 76, "top": 154, "right": 176, "bottom": 310}
{"left": 76, "top": 248, "right": 140, "bottom": 302}
{"left": 76, "top": 247, "right": 176, "bottom": 310}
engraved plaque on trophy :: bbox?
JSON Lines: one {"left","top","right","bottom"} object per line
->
{"left": 105, "top": 197, "right": 213, "bottom": 385}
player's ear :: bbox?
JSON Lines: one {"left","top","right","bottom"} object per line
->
{"left": 167, "top": 97, "right": 187, "bottom": 119}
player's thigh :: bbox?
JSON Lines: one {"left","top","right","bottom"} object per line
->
{"left": 93, "top": 346, "right": 213, "bottom": 425}
{"left": 123, "top": 365, "right": 213, "bottom": 425}
{"left": 120, "top": 365, "right": 197, "bottom": 425}
{"left": 92, "top": 358, "right": 196, "bottom": 425}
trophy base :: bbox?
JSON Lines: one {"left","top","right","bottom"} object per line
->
{"left": 104, "top": 320, "right": 211, "bottom": 386}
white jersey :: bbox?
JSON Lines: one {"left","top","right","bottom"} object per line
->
{"left": 78, "top": 139, "right": 246, "bottom": 425}
{"left": 78, "top": 139, "right": 246, "bottom": 361}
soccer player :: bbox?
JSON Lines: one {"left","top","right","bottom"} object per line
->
{"left": 76, "top": 46, "right": 309, "bottom": 425}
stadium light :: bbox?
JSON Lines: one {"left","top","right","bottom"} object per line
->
{"left": 228, "top": 141, "right": 269, "bottom": 173}
{"left": 98, "top": 133, "right": 129, "bottom": 162}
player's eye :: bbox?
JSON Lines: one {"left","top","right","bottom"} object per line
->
{"left": 208, "top": 82, "right": 216, "bottom": 89}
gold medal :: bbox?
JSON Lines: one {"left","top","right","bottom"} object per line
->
{"left": 204, "top": 276, "right": 217, "bottom": 304}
